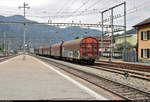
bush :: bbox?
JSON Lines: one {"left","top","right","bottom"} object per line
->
{"left": 116, "top": 41, "right": 135, "bottom": 51}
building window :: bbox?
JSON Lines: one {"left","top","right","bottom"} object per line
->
{"left": 143, "top": 49, "right": 148, "bottom": 58}
{"left": 141, "top": 31, "right": 150, "bottom": 40}
{"left": 141, "top": 49, "right": 150, "bottom": 58}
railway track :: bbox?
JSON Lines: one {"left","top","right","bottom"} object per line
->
{"left": 0, "top": 55, "right": 18, "bottom": 62}
{"left": 86, "top": 64, "right": 150, "bottom": 81}
{"left": 97, "top": 61, "right": 150, "bottom": 72}
{"left": 34, "top": 55, "right": 150, "bottom": 100}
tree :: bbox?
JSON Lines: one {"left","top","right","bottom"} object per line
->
{"left": 0, "top": 44, "right": 3, "bottom": 51}
{"left": 116, "top": 41, "right": 135, "bottom": 51}
{"left": 14, "top": 50, "right": 17, "bottom": 54}
{"left": 116, "top": 43, "right": 124, "bottom": 51}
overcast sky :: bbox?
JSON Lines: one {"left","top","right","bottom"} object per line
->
{"left": 0, "top": 0, "right": 150, "bottom": 30}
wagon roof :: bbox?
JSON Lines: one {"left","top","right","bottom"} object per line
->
{"left": 39, "top": 46, "right": 50, "bottom": 49}
{"left": 51, "top": 42, "right": 62, "bottom": 47}
{"left": 62, "top": 38, "right": 82, "bottom": 46}
{"left": 62, "top": 36, "right": 98, "bottom": 46}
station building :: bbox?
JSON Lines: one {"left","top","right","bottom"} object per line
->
{"left": 134, "top": 18, "right": 150, "bottom": 63}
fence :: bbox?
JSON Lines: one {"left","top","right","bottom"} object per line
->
{"left": 100, "top": 50, "right": 138, "bottom": 62}
{"left": 122, "top": 50, "right": 138, "bottom": 62}
{"left": 100, "top": 51, "right": 122, "bottom": 59}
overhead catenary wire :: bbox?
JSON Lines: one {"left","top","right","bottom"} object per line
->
{"left": 64, "top": 0, "right": 118, "bottom": 21}
{"left": 0, "top": 0, "right": 150, "bottom": 25}
{"left": 84, "top": 0, "right": 104, "bottom": 10}
{"left": 1, "top": 1, "right": 150, "bottom": 20}
{"left": 0, "top": 0, "right": 139, "bottom": 18}
{"left": 71, "top": 0, "right": 91, "bottom": 15}
{"left": 64, "top": 0, "right": 91, "bottom": 22}
{"left": 98, "top": 0, "right": 150, "bottom": 25}
{"left": 54, "top": 0, "right": 71, "bottom": 18}
{"left": 113, "top": 0, "right": 150, "bottom": 22}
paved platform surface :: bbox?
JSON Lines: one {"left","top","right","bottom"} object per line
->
{"left": 0, "top": 55, "right": 107, "bottom": 100}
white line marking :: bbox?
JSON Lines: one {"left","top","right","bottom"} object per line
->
{"left": 32, "top": 56, "right": 108, "bottom": 100}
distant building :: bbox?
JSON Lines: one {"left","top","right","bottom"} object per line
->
{"left": 93, "top": 36, "right": 111, "bottom": 51}
{"left": 114, "top": 34, "right": 137, "bottom": 50}
{"left": 134, "top": 18, "right": 150, "bottom": 62}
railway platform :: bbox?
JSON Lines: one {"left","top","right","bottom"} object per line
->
{"left": 0, "top": 55, "right": 109, "bottom": 100}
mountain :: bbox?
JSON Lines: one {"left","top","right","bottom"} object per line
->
{"left": 126, "top": 29, "right": 137, "bottom": 34}
{"left": 0, "top": 15, "right": 136, "bottom": 50}
{"left": 0, "top": 15, "right": 101, "bottom": 49}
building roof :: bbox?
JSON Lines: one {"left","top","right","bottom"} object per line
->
{"left": 134, "top": 18, "right": 150, "bottom": 27}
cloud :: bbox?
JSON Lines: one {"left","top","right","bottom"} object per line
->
{"left": 0, "top": 0, "right": 150, "bottom": 30}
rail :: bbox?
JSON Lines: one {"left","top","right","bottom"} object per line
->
{"left": 0, "top": 55, "right": 18, "bottom": 62}
{"left": 34, "top": 55, "right": 150, "bottom": 100}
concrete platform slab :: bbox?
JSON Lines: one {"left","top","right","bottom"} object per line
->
{"left": 0, "top": 55, "right": 107, "bottom": 100}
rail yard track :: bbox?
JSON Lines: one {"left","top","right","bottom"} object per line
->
{"left": 97, "top": 61, "right": 150, "bottom": 72}
{"left": 86, "top": 63, "right": 150, "bottom": 81}
{"left": 34, "top": 55, "right": 150, "bottom": 100}
{"left": 0, "top": 55, "right": 18, "bottom": 63}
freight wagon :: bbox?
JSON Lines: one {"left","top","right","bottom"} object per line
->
{"left": 35, "top": 37, "right": 99, "bottom": 64}
{"left": 51, "top": 43, "right": 63, "bottom": 58}
{"left": 42, "top": 46, "right": 51, "bottom": 57}
{"left": 62, "top": 37, "right": 99, "bottom": 63}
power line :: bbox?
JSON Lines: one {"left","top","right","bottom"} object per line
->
{"left": 0, "top": 0, "right": 132, "bottom": 18}
{"left": 99, "top": 0, "right": 150, "bottom": 24}
{"left": 64, "top": 0, "right": 120, "bottom": 22}
{"left": 64, "top": 0, "right": 91, "bottom": 21}
{"left": 1, "top": 0, "right": 150, "bottom": 25}
{"left": 126, "top": 0, "right": 150, "bottom": 12}
{"left": 85, "top": 0, "right": 104, "bottom": 10}
{"left": 54, "top": 0, "right": 71, "bottom": 17}
{"left": 2, "top": 1, "right": 150, "bottom": 20}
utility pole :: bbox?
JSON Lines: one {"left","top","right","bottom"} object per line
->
{"left": 110, "top": 9, "right": 114, "bottom": 62}
{"left": 48, "top": 17, "right": 52, "bottom": 23}
{"left": 18, "top": 2, "right": 30, "bottom": 60}
{"left": 101, "top": 12, "right": 104, "bottom": 58}
{"left": 3, "top": 32, "right": 6, "bottom": 56}
{"left": 7, "top": 39, "right": 9, "bottom": 55}
{"left": 28, "top": 41, "right": 31, "bottom": 54}
{"left": 123, "top": 2, "right": 127, "bottom": 56}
